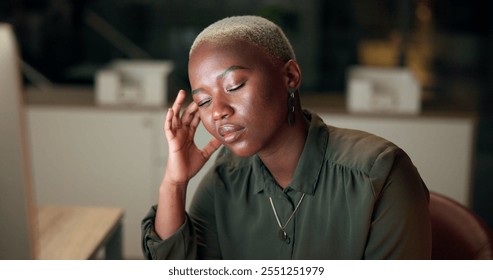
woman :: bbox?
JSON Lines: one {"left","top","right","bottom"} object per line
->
{"left": 141, "top": 15, "right": 431, "bottom": 259}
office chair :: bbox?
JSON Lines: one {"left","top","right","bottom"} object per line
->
{"left": 429, "top": 191, "right": 493, "bottom": 259}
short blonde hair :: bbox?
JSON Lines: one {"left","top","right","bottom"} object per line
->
{"left": 189, "top": 15, "right": 296, "bottom": 64}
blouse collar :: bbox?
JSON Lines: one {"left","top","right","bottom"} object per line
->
{"left": 253, "top": 110, "right": 328, "bottom": 197}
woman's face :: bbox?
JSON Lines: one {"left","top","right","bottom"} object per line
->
{"left": 188, "top": 41, "right": 291, "bottom": 157}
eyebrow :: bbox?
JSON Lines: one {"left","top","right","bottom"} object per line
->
{"left": 217, "top": 65, "right": 247, "bottom": 79}
{"left": 191, "top": 65, "right": 248, "bottom": 95}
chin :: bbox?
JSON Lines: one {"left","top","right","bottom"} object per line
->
{"left": 225, "top": 142, "right": 257, "bottom": 158}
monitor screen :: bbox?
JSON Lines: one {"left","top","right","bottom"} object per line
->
{"left": 0, "top": 23, "right": 38, "bottom": 259}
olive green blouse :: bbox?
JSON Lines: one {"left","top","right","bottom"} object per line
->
{"left": 141, "top": 111, "right": 431, "bottom": 259}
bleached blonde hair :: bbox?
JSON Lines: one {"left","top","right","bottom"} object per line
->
{"left": 189, "top": 15, "right": 296, "bottom": 64}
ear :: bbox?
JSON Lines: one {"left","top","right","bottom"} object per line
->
{"left": 284, "top": 59, "right": 302, "bottom": 90}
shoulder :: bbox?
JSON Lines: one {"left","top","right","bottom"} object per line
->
{"left": 324, "top": 124, "right": 421, "bottom": 197}
{"left": 304, "top": 111, "right": 400, "bottom": 176}
{"left": 325, "top": 125, "right": 400, "bottom": 174}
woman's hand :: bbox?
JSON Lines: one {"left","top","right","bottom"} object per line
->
{"left": 163, "top": 89, "right": 222, "bottom": 187}
{"left": 155, "top": 90, "right": 221, "bottom": 240}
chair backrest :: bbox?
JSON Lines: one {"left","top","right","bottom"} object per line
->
{"left": 0, "top": 23, "right": 39, "bottom": 259}
{"left": 429, "top": 191, "right": 493, "bottom": 259}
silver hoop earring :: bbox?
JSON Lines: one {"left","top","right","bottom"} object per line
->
{"left": 288, "top": 88, "right": 295, "bottom": 126}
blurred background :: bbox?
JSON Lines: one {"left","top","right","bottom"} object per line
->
{"left": 1, "top": 0, "right": 491, "bottom": 100}
{"left": 1, "top": 0, "right": 492, "bottom": 259}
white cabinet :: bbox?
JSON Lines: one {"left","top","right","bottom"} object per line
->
{"left": 27, "top": 106, "right": 166, "bottom": 259}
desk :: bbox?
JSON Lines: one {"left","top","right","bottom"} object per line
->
{"left": 36, "top": 205, "right": 124, "bottom": 260}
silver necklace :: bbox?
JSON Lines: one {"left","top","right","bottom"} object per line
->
{"left": 268, "top": 193, "right": 305, "bottom": 241}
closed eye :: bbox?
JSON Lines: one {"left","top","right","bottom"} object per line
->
{"left": 197, "top": 98, "right": 211, "bottom": 107}
{"left": 226, "top": 82, "right": 245, "bottom": 92}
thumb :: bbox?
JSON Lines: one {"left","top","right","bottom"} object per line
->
{"left": 201, "top": 138, "right": 222, "bottom": 160}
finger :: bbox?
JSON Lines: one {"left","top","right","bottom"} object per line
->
{"left": 201, "top": 138, "right": 222, "bottom": 160}
{"left": 182, "top": 102, "right": 198, "bottom": 127}
{"left": 187, "top": 111, "right": 201, "bottom": 142}
{"left": 164, "top": 108, "right": 175, "bottom": 137}
{"left": 172, "top": 89, "right": 186, "bottom": 114}
{"left": 172, "top": 90, "right": 186, "bottom": 128}
{"left": 189, "top": 108, "right": 201, "bottom": 130}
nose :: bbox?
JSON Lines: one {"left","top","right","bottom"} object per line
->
{"left": 212, "top": 95, "right": 234, "bottom": 121}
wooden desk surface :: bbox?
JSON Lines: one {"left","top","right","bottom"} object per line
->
{"left": 36, "top": 205, "right": 124, "bottom": 260}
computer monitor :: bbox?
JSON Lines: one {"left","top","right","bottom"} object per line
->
{"left": 0, "top": 23, "right": 38, "bottom": 259}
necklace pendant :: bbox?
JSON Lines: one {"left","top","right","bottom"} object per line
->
{"left": 278, "top": 229, "right": 287, "bottom": 241}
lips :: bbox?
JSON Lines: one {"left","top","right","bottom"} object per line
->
{"left": 217, "top": 124, "right": 245, "bottom": 143}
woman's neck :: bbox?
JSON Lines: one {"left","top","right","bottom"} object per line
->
{"left": 258, "top": 113, "right": 309, "bottom": 189}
